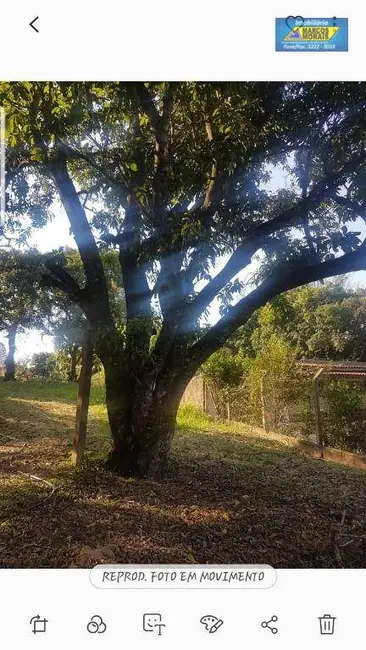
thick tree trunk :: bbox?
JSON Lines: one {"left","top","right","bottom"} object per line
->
{"left": 103, "top": 359, "right": 187, "bottom": 477}
{"left": 4, "top": 325, "right": 17, "bottom": 381}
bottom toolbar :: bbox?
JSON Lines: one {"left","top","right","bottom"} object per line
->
{"left": 25, "top": 611, "right": 339, "bottom": 637}
{"left": 0, "top": 569, "right": 363, "bottom": 648}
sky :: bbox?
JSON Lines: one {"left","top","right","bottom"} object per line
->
{"left": 2, "top": 166, "right": 366, "bottom": 362}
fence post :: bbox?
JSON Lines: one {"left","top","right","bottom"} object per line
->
{"left": 226, "top": 400, "right": 231, "bottom": 422}
{"left": 312, "top": 367, "right": 325, "bottom": 446}
{"left": 260, "top": 377, "right": 268, "bottom": 432}
{"left": 71, "top": 327, "right": 93, "bottom": 466}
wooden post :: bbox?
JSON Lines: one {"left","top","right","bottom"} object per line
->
{"left": 203, "top": 380, "right": 207, "bottom": 413}
{"left": 226, "top": 399, "right": 231, "bottom": 422}
{"left": 72, "top": 328, "right": 93, "bottom": 466}
{"left": 260, "top": 377, "right": 268, "bottom": 432}
{"left": 312, "top": 367, "right": 324, "bottom": 447}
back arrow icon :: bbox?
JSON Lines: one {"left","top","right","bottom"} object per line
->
{"left": 29, "top": 16, "right": 39, "bottom": 32}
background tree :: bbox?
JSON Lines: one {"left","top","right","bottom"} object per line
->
{"left": 247, "top": 335, "right": 303, "bottom": 431}
{"left": 3, "top": 81, "right": 366, "bottom": 476}
{"left": 0, "top": 250, "right": 49, "bottom": 380}
{"left": 294, "top": 288, "right": 366, "bottom": 360}
{"left": 31, "top": 351, "right": 59, "bottom": 380}
{"left": 201, "top": 347, "right": 247, "bottom": 420}
{"left": 232, "top": 282, "right": 366, "bottom": 361}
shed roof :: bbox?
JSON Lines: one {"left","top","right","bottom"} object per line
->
{"left": 299, "top": 359, "right": 366, "bottom": 380}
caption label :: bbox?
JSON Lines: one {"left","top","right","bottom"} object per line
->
{"left": 90, "top": 564, "right": 277, "bottom": 589}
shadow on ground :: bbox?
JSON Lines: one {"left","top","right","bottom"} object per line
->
{"left": 1, "top": 382, "right": 366, "bottom": 568}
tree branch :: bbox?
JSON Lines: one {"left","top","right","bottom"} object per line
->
{"left": 119, "top": 203, "right": 152, "bottom": 323}
{"left": 50, "top": 159, "right": 112, "bottom": 326}
{"left": 187, "top": 240, "right": 366, "bottom": 373}
{"left": 43, "top": 260, "right": 83, "bottom": 302}
{"left": 298, "top": 148, "right": 317, "bottom": 261}
{"left": 202, "top": 101, "right": 218, "bottom": 210}
{"left": 331, "top": 193, "right": 366, "bottom": 222}
{"left": 55, "top": 139, "right": 130, "bottom": 207}
{"left": 179, "top": 149, "right": 366, "bottom": 330}
{"left": 135, "top": 83, "right": 175, "bottom": 218}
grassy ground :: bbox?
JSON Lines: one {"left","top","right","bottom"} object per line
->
{"left": 1, "top": 380, "right": 366, "bottom": 568}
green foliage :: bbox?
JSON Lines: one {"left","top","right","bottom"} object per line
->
{"left": 250, "top": 296, "right": 296, "bottom": 354}
{"left": 0, "top": 250, "right": 49, "bottom": 333}
{"left": 31, "top": 352, "right": 59, "bottom": 380}
{"left": 3, "top": 83, "right": 366, "bottom": 365}
{"left": 247, "top": 335, "right": 304, "bottom": 429}
{"left": 31, "top": 348, "right": 102, "bottom": 382}
{"left": 307, "top": 294, "right": 366, "bottom": 360}
{"left": 31, "top": 349, "right": 79, "bottom": 381}
{"left": 92, "top": 326, "right": 126, "bottom": 361}
{"left": 176, "top": 404, "right": 213, "bottom": 430}
{"left": 322, "top": 381, "right": 366, "bottom": 452}
{"left": 202, "top": 348, "right": 247, "bottom": 392}
{"left": 232, "top": 281, "right": 366, "bottom": 362}
{"left": 202, "top": 348, "right": 249, "bottom": 419}
{"left": 4, "top": 82, "right": 366, "bottom": 313}
{"left": 0, "top": 250, "right": 53, "bottom": 377}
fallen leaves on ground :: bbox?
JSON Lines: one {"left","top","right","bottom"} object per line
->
{"left": 1, "top": 382, "right": 366, "bottom": 568}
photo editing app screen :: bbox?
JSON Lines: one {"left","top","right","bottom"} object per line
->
{"left": 1, "top": 1, "right": 365, "bottom": 647}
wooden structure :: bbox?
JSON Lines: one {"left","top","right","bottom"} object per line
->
{"left": 71, "top": 328, "right": 93, "bottom": 466}
{"left": 180, "top": 375, "right": 218, "bottom": 418}
{"left": 299, "top": 360, "right": 366, "bottom": 446}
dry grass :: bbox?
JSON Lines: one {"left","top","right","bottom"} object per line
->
{"left": 1, "top": 381, "right": 366, "bottom": 568}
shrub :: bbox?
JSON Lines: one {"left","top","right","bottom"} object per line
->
{"left": 321, "top": 380, "right": 366, "bottom": 452}
{"left": 248, "top": 335, "right": 305, "bottom": 431}
{"left": 201, "top": 348, "right": 249, "bottom": 419}
{"left": 31, "top": 351, "right": 60, "bottom": 380}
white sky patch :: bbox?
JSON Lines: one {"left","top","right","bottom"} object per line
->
{"left": 0, "top": 330, "right": 54, "bottom": 363}
{"left": 30, "top": 202, "right": 76, "bottom": 252}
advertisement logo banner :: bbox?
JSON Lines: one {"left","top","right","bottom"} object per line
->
{"left": 276, "top": 17, "right": 349, "bottom": 51}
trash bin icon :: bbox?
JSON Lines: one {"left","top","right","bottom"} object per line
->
{"left": 319, "top": 615, "right": 336, "bottom": 635}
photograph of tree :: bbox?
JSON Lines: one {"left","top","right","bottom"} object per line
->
{"left": 1, "top": 82, "right": 366, "bottom": 568}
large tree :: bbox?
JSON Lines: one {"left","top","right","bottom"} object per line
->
{"left": 3, "top": 82, "right": 366, "bottom": 476}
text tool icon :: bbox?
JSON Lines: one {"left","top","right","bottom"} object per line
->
{"left": 200, "top": 615, "right": 224, "bottom": 634}
{"left": 143, "top": 613, "right": 166, "bottom": 636}
{"left": 261, "top": 615, "right": 278, "bottom": 634}
{"left": 319, "top": 615, "right": 336, "bottom": 635}
{"left": 30, "top": 615, "right": 48, "bottom": 634}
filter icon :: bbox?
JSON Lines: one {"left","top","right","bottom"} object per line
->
{"left": 319, "top": 615, "right": 336, "bottom": 635}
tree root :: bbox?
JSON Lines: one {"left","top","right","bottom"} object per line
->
{"left": 16, "top": 471, "right": 57, "bottom": 507}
